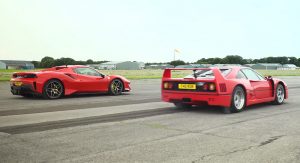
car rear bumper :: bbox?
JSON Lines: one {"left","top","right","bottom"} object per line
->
{"left": 10, "top": 80, "right": 39, "bottom": 96}
{"left": 162, "top": 91, "right": 232, "bottom": 107}
{"left": 11, "top": 84, "right": 35, "bottom": 95}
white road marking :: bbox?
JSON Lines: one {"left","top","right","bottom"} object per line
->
{"left": 0, "top": 102, "right": 173, "bottom": 128}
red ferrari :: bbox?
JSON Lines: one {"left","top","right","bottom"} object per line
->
{"left": 10, "top": 65, "right": 131, "bottom": 99}
{"left": 161, "top": 67, "right": 288, "bottom": 113}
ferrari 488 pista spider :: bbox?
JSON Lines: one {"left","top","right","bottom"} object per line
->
{"left": 161, "top": 67, "right": 288, "bottom": 113}
{"left": 10, "top": 65, "right": 131, "bottom": 99}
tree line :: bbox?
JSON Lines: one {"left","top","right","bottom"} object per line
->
{"left": 167, "top": 55, "right": 300, "bottom": 67}
{"left": 32, "top": 56, "right": 108, "bottom": 68}
{"left": 33, "top": 55, "right": 300, "bottom": 68}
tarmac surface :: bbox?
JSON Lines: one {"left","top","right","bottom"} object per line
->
{"left": 1, "top": 77, "right": 300, "bottom": 163}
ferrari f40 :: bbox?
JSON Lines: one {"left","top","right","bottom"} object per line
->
{"left": 161, "top": 67, "right": 288, "bottom": 113}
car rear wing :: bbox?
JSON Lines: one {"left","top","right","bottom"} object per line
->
{"left": 162, "top": 67, "right": 226, "bottom": 81}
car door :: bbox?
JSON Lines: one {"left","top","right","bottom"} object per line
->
{"left": 73, "top": 67, "right": 109, "bottom": 92}
{"left": 241, "top": 68, "right": 272, "bottom": 99}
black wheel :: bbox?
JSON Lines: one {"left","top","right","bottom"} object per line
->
{"left": 109, "top": 79, "right": 123, "bottom": 95}
{"left": 223, "top": 86, "right": 246, "bottom": 113}
{"left": 273, "top": 84, "right": 285, "bottom": 105}
{"left": 42, "top": 79, "right": 64, "bottom": 99}
{"left": 174, "top": 103, "right": 192, "bottom": 109}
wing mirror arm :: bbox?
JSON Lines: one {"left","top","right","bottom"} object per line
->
{"left": 265, "top": 76, "right": 272, "bottom": 80}
{"left": 193, "top": 69, "right": 197, "bottom": 79}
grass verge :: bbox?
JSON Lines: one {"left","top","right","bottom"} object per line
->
{"left": 1, "top": 69, "right": 300, "bottom": 81}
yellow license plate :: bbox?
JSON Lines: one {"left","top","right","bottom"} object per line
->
{"left": 178, "top": 84, "right": 196, "bottom": 90}
{"left": 14, "top": 81, "right": 23, "bottom": 86}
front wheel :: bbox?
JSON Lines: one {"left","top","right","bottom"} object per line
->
{"left": 273, "top": 84, "right": 285, "bottom": 105}
{"left": 223, "top": 86, "right": 246, "bottom": 113}
{"left": 42, "top": 79, "right": 64, "bottom": 99}
{"left": 109, "top": 79, "right": 124, "bottom": 95}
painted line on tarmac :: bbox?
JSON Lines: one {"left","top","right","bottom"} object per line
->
{"left": 0, "top": 106, "right": 183, "bottom": 134}
{"left": 0, "top": 98, "right": 161, "bottom": 116}
{"left": 0, "top": 102, "right": 173, "bottom": 128}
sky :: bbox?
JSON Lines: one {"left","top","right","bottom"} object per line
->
{"left": 0, "top": 0, "right": 300, "bottom": 62}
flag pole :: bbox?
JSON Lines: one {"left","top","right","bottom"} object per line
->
{"left": 173, "top": 49, "right": 176, "bottom": 61}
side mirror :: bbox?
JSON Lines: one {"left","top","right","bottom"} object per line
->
{"left": 100, "top": 74, "right": 105, "bottom": 78}
{"left": 265, "top": 76, "right": 272, "bottom": 80}
{"left": 193, "top": 69, "right": 197, "bottom": 79}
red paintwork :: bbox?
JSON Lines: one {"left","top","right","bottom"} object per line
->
{"left": 10, "top": 65, "right": 131, "bottom": 96}
{"left": 161, "top": 67, "right": 288, "bottom": 108}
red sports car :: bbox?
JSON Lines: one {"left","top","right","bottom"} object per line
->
{"left": 10, "top": 65, "right": 131, "bottom": 99}
{"left": 161, "top": 67, "right": 288, "bottom": 113}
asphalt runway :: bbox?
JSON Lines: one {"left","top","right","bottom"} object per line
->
{"left": 1, "top": 77, "right": 300, "bottom": 162}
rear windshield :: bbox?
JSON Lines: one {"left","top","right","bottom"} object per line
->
{"left": 184, "top": 69, "right": 231, "bottom": 78}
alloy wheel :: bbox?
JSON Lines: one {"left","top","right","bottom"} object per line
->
{"left": 110, "top": 79, "right": 123, "bottom": 95}
{"left": 233, "top": 88, "right": 245, "bottom": 110}
{"left": 45, "top": 80, "right": 63, "bottom": 99}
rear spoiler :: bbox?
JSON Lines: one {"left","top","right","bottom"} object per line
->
{"left": 162, "top": 67, "right": 226, "bottom": 81}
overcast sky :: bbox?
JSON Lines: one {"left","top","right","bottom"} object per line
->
{"left": 0, "top": 0, "right": 299, "bottom": 62}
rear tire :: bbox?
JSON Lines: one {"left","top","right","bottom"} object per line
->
{"left": 273, "top": 84, "right": 285, "bottom": 105}
{"left": 42, "top": 79, "right": 64, "bottom": 99}
{"left": 174, "top": 103, "right": 192, "bottom": 109}
{"left": 224, "top": 86, "right": 246, "bottom": 113}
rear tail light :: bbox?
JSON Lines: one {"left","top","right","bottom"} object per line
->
{"left": 219, "top": 83, "right": 227, "bottom": 92}
{"left": 203, "top": 83, "right": 208, "bottom": 91}
{"left": 208, "top": 83, "right": 216, "bottom": 91}
{"left": 163, "top": 82, "right": 173, "bottom": 89}
{"left": 203, "top": 83, "right": 216, "bottom": 91}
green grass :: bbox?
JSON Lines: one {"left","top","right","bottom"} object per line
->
{"left": 100, "top": 70, "right": 191, "bottom": 79}
{"left": 0, "top": 70, "right": 16, "bottom": 81}
{"left": 0, "top": 69, "right": 37, "bottom": 81}
{"left": 257, "top": 70, "right": 300, "bottom": 76}
{"left": 1, "top": 69, "right": 300, "bottom": 81}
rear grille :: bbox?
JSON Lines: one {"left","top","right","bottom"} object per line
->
{"left": 13, "top": 74, "right": 37, "bottom": 78}
{"left": 33, "top": 82, "right": 37, "bottom": 90}
{"left": 219, "top": 83, "right": 227, "bottom": 92}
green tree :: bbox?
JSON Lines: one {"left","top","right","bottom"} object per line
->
{"left": 86, "top": 59, "right": 94, "bottom": 64}
{"left": 40, "top": 56, "right": 55, "bottom": 68}
{"left": 196, "top": 58, "right": 208, "bottom": 64}
{"left": 75, "top": 60, "right": 86, "bottom": 65}
{"left": 223, "top": 55, "right": 245, "bottom": 64}
{"left": 211, "top": 58, "right": 222, "bottom": 64}
{"left": 288, "top": 57, "right": 298, "bottom": 65}
{"left": 54, "top": 57, "right": 76, "bottom": 66}
{"left": 170, "top": 60, "right": 185, "bottom": 67}
{"left": 31, "top": 61, "right": 40, "bottom": 68}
